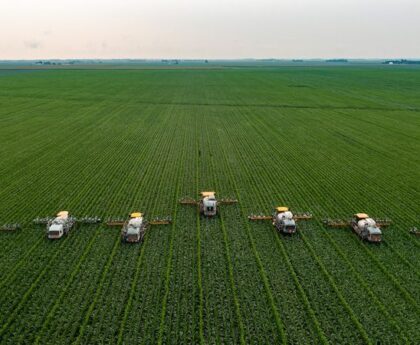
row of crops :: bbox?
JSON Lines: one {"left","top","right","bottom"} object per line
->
{"left": 0, "top": 67, "right": 419, "bottom": 344}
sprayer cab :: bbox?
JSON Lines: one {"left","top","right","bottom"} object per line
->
{"left": 179, "top": 191, "right": 237, "bottom": 218}
{"left": 122, "top": 212, "right": 146, "bottom": 243}
{"left": 352, "top": 213, "right": 382, "bottom": 243}
{"left": 200, "top": 192, "right": 217, "bottom": 217}
{"left": 47, "top": 211, "right": 75, "bottom": 239}
{"left": 273, "top": 207, "right": 297, "bottom": 234}
{"left": 248, "top": 206, "right": 312, "bottom": 235}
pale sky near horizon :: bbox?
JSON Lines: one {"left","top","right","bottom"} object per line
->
{"left": 1, "top": 0, "right": 419, "bottom": 59}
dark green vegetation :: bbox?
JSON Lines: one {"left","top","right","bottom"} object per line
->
{"left": 0, "top": 66, "right": 419, "bottom": 344}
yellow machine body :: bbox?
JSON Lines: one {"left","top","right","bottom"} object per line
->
{"left": 56, "top": 211, "right": 69, "bottom": 218}
{"left": 354, "top": 213, "right": 369, "bottom": 219}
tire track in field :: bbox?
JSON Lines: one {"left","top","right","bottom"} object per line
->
{"left": 71, "top": 109, "right": 166, "bottom": 342}
{"left": 160, "top": 122, "right": 197, "bottom": 343}
{"left": 247, "top": 110, "right": 420, "bottom": 294}
{"left": 106, "top": 109, "right": 176, "bottom": 343}
{"left": 157, "top": 119, "right": 188, "bottom": 345}
{"left": 203, "top": 118, "right": 246, "bottom": 345}
{"left": 53, "top": 227, "right": 120, "bottom": 343}
{"left": 195, "top": 115, "right": 246, "bottom": 343}
{"left": 0, "top": 236, "right": 70, "bottom": 338}
{"left": 40, "top": 231, "right": 118, "bottom": 343}
{"left": 78, "top": 200, "right": 143, "bottom": 344}
{"left": 1, "top": 103, "right": 160, "bottom": 226}
{"left": 0, "top": 229, "right": 42, "bottom": 278}
{"left": 33, "top": 226, "right": 103, "bottom": 344}
{"left": 114, "top": 195, "right": 157, "bottom": 344}
{"left": 61, "top": 104, "right": 167, "bottom": 342}
{"left": 0, "top": 102, "right": 131, "bottom": 227}
{"left": 220, "top": 162, "right": 288, "bottom": 344}
{"left": 195, "top": 116, "right": 205, "bottom": 345}
{"left": 230, "top": 144, "right": 371, "bottom": 344}
{"left": 300, "top": 112, "right": 420, "bottom": 251}
{"left": 0, "top": 236, "right": 44, "bottom": 288}
{"left": 216, "top": 116, "right": 330, "bottom": 344}
{"left": 219, "top": 109, "right": 372, "bottom": 343}
{"left": 0, "top": 103, "right": 153, "bottom": 250}
{"left": 0, "top": 235, "right": 68, "bottom": 322}
{"left": 134, "top": 109, "right": 186, "bottom": 344}
{"left": 71, "top": 228, "right": 120, "bottom": 345}
{"left": 0, "top": 228, "right": 100, "bottom": 343}
{"left": 309, "top": 220, "right": 410, "bottom": 342}
{"left": 246, "top": 109, "right": 416, "bottom": 296}
{"left": 209, "top": 121, "right": 288, "bottom": 343}
{"left": 114, "top": 193, "right": 164, "bottom": 344}
{"left": 116, "top": 107, "right": 181, "bottom": 344}
{"left": 241, "top": 109, "right": 419, "bottom": 339}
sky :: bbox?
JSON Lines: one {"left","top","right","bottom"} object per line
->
{"left": 1, "top": 0, "right": 419, "bottom": 59}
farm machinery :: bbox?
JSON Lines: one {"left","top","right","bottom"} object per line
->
{"left": 0, "top": 223, "right": 21, "bottom": 231}
{"left": 33, "top": 211, "right": 102, "bottom": 239}
{"left": 179, "top": 191, "right": 238, "bottom": 217}
{"left": 106, "top": 212, "right": 171, "bottom": 243}
{"left": 409, "top": 227, "right": 419, "bottom": 237}
{"left": 248, "top": 206, "right": 312, "bottom": 234}
{"left": 323, "top": 213, "right": 391, "bottom": 243}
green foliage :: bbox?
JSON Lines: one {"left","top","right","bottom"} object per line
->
{"left": 0, "top": 66, "right": 419, "bottom": 344}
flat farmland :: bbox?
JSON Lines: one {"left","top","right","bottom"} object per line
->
{"left": 0, "top": 66, "right": 419, "bottom": 344}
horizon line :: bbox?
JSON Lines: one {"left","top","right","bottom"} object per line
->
{"left": 1, "top": 57, "right": 420, "bottom": 62}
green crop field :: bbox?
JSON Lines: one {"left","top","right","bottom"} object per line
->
{"left": 0, "top": 65, "right": 419, "bottom": 344}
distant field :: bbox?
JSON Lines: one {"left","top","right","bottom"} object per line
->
{"left": 0, "top": 66, "right": 419, "bottom": 344}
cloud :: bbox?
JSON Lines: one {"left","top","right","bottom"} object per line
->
{"left": 24, "top": 40, "right": 42, "bottom": 49}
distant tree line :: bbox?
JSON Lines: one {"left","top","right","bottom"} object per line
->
{"left": 383, "top": 59, "right": 420, "bottom": 65}
{"left": 325, "top": 59, "right": 348, "bottom": 63}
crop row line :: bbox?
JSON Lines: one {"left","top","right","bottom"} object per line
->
{"left": 0, "top": 229, "right": 38, "bottom": 264}
{"left": 0, "top": 101, "right": 119, "bottom": 199}
{"left": 72, "top": 229, "right": 121, "bottom": 344}
{"left": 0, "top": 236, "right": 44, "bottom": 290}
{"left": 20, "top": 105, "right": 162, "bottom": 342}
{"left": 195, "top": 117, "right": 205, "bottom": 345}
{"left": 216, "top": 116, "right": 330, "bottom": 344}
{"left": 204, "top": 118, "right": 246, "bottom": 345}
{"left": 239, "top": 109, "right": 416, "bottom": 338}
{"left": 0, "top": 104, "right": 127, "bottom": 228}
{"left": 33, "top": 226, "right": 103, "bottom": 344}
{"left": 73, "top": 111, "right": 168, "bottom": 344}
{"left": 134, "top": 109, "right": 187, "bottom": 343}
{"left": 314, "top": 219, "right": 410, "bottom": 343}
{"left": 157, "top": 117, "right": 189, "bottom": 345}
{"left": 214, "top": 123, "right": 287, "bottom": 344}
{"left": 219, "top": 108, "right": 371, "bottom": 342}
{"left": 0, "top": 237, "right": 69, "bottom": 338}
{"left": 248, "top": 110, "right": 420, "bottom": 305}
{"left": 72, "top": 139, "right": 160, "bottom": 342}
{"left": 116, "top": 108, "right": 181, "bottom": 344}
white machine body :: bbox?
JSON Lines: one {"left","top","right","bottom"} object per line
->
{"left": 352, "top": 215, "right": 382, "bottom": 242}
{"left": 275, "top": 211, "right": 297, "bottom": 234}
{"left": 124, "top": 216, "right": 144, "bottom": 242}
{"left": 201, "top": 195, "right": 217, "bottom": 217}
{"left": 48, "top": 211, "right": 72, "bottom": 239}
